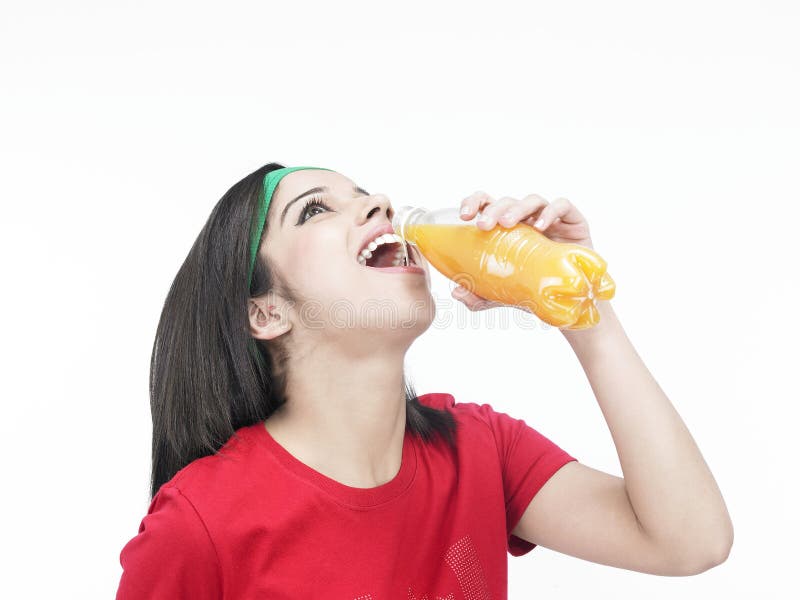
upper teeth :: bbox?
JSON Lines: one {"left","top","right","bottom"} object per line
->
{"left": 357, "top": 233, "right": 409, "bottom": 266}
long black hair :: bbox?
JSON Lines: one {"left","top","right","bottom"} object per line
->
{"left": 148, "top": 162, "right": 457, "bottom": 499}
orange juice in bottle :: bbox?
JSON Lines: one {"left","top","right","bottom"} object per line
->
{"left": 391, "top": 206, "right": 616, "bottom": 329}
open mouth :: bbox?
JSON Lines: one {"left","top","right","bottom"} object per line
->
{"left": 357, "top": 233, "right": 420, "bottom": 269}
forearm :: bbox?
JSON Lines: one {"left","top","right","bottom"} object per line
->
{"left": 561, "top": 302, "right": 733, "bottom": 562}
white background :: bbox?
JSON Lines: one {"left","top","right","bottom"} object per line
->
{"left": 1, "top": 1, "right": 797, "bottom": 597}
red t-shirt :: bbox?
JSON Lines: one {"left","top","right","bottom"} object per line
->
{"left": 116, "top": 392, "right": 578, "bottom": 599}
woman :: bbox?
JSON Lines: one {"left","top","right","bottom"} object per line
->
{"left": 116, "top": 163, "right": 733, "bottom": 599}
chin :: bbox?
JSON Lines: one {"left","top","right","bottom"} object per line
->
{"left": 394, "top": 292, "right": 436, "bottom": 334}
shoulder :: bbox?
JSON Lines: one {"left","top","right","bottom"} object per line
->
{"left": 416, "top": 391, "right": 457, "bottom": 411}
{"left": 416, "top": 392, "right": 564, "bottom": 457}
{"left": 417, "top": 392, "right": 508, "bottom": 424}
{"left": 416, "top": 392, "right": 512, "bottom": 437}
{"left": 128, "top": 483, "right": 216, "bottom": 556}
{"left": 162, "top": 422, "right": 263, "bottom": 499}
{"left": 117, "top": 483, "right": 223, "bottom": 596}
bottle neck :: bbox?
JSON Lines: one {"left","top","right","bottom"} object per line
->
{"left": 391, "top": 206, "right": 428, "bottom": 243}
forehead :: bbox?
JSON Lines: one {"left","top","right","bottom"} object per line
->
{"left": 272, "top": 169, "right": 352, "bottom": 208}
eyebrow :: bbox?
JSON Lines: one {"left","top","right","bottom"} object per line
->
{"left": 280, "top": 185, "right": 370, "bottom": 226}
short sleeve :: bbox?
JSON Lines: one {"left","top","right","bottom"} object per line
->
{"left": 476, "top": 402, "right": 578, "bottom": 557}
{"left": 116, "top": 484, "right": 222, "bottom": 599}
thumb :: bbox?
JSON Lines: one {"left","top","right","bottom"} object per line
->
{"left": 451, "top": 285, "right": 501, "bottom": 311}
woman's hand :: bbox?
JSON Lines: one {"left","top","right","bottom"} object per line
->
{"left": 451, "top": 190, "right": 596, "bottom": 312}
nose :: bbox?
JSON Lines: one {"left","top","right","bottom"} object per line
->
{"left": 358, "top": 193, "right": 393, "bottom": 224}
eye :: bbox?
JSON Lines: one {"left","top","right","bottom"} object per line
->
{"left": 298, "top": 196, "right": 332, "bottom": 224}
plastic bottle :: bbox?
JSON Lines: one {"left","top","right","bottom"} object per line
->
{"left": 391, "top": 206, "right": 616, "bottom": 329}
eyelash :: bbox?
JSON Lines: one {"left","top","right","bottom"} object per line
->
{"left": 297, "top": 195, "right": 332, "bottom": 224}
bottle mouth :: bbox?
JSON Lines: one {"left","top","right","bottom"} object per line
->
{"left": 391, "top": 206, "right": 426, "bottom": 242}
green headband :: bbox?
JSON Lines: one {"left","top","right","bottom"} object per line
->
{"left": 248, "top": 166, "right": 335, "bottom": 286}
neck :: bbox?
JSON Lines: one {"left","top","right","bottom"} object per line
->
{"left": 265, "top": 338, "right": 409, "bottom": 488}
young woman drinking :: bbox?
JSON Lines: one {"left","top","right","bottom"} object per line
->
{"left": 115, "top": 163, "right": 733, "bottom": 599}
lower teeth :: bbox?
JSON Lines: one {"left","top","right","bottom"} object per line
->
{"left": 391, "top": 250, "right": 405, "bottom": 266}
{"left": 358, "top": 246, "right": 415, "bottom": 268}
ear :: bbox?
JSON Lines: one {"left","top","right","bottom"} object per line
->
{"left": 249, "top": 291, "right": 293, "bottom": 341}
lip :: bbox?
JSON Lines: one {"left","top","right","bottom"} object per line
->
{"left": 356, "top": 221, "right": 420, "bottom": 267}
{"left": 365, "top": 264, "right": 426, "bottom": 275}
{"left": 357, "top": 222, "right": 396, "bottom": 258}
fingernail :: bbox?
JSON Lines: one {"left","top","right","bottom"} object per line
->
{"left": 534, "top": 218, "right": 545, "bottom": 229}
{"left": 460, "top": 206, "right": 470, "bottom": 216}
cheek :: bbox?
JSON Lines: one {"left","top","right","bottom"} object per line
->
{"left": 284, "top": 232, "right": 351, "bottom": 290}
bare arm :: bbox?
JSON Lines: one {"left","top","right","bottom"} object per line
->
{"left": 454, "top": 191, "right": 734, "bottom": 574}
{"left": 513, "top": 301, "right": 733, "bottom": 575}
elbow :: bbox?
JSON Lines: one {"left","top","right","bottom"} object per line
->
{"left": 708, "top": 518, "right": 735, "bottom": 568}
{"left": 707, "top": 526, "right": 735, "bottom": 570}
{"left": 675, "top": 527, "right": 734, "bottom": 576}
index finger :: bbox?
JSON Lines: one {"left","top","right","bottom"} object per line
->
{"left": 459, "top": 191, "right": 495, "bottom": 220}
